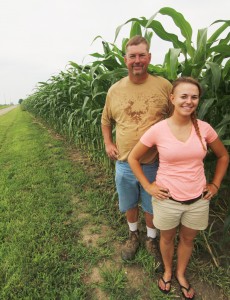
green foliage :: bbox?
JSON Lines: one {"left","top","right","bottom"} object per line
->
{"left": 22, "top": 7, "right": 230, "bottom": 238}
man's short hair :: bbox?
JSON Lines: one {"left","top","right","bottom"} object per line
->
{"left": 125, "top": 35, "right": 150, "bottom": 52}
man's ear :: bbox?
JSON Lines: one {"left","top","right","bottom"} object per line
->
{"left": 148, "top": 53, "right": 151, "bottom": 61}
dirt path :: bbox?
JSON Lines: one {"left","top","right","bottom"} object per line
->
{"left": 0, "top": 105, "right": 18, "bottom": 116}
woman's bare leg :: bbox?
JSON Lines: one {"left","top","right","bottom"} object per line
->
{"left": 176, "top": 225, "right": 198, "bottom": 298}
{"left": 158, "top": 227, "right": 177, "bottom": 291}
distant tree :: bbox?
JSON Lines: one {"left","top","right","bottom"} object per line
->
{"left": 18, "top": 99, "right": 23, "bottom": 104}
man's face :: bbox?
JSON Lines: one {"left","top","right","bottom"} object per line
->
{"left": 124, "top": 43, "right": 151, "bottom": 77}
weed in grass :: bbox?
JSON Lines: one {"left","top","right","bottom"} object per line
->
{"left": 134, "top": 248, "right": 158, "bottom": 276}
{"left": 99, "top": 265, "right": 139, "bottom": 300}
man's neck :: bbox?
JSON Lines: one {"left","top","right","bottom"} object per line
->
{"left": 129, "top": 73, "right": 149, "bottom": 84}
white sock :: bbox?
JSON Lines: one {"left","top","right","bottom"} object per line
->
{"left": 146, "top": 226, "right": 157, "bottom": 239}
{"left": 128, "top": 222, "right": 138, "bottom": 232}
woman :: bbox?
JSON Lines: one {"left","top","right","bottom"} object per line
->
{"left": 128, "top": 77, "right": 229, "bottom": 299}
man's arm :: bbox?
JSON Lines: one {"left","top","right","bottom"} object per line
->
{"left": 101, "top": 124, "right": 119, "bottom": 160}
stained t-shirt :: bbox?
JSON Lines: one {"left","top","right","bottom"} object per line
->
{"left": 140, "top": 119, "right": 218, "bottom": 200}
{"left": 101, "top": 75, "right": 172, "bottom": 162}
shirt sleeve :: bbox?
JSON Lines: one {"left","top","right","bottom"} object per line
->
{"left": 199, "top": 120, "right": 218, "bottom": 144}
{"left": 140, "top": 125, "right": 157, "bottom": 147}
{"left": 101, "top": 92, "right": 113, "bottom": 126}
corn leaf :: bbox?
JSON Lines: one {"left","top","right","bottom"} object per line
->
{"left": 145, "top": 20, "right": 187, "bottom": 54}
{"left": 159, "top": 7, "right": 192, "bottom": 40}
{"left": 114, "top": 17, "right": 147, "bottom": 42}
{"left": 90, "top": 53, "right": 105, "bottom": 58}
{"left": 215, "top": 124, "right": 227, "bottom": 138}
{"left": 208, "top": 20, "right": 230, "bottom": 44}
{"left": 198, "top": 98, "right": 216, "bottom": 119}
{"left": 130, "top": 21, "right": 142, "bottom": 37}
{"left": 158, "top": 7, "right": 194, "bottom": 56}
{"left": 208, "top": 44, "right": 230, "bottom": 57}
{"left": 222, "top": 140, "right": 230, "bottom": 146}
{"left": 191, "top": 28, "right": 208, "bottom": 78}
{"left": 206, "top": 62, "right": 221, "bottom": 92}
{"left": 222, "top": 59, "right": 230, "bottom": 79}
{"left": 94, "top": 68, "right": 128, "bottom": 81}
{"left": 163, "top": 48, "right": 181, "bottom": 80}
{"left": 215, "top": 114, "right": 230, "bottom": 128}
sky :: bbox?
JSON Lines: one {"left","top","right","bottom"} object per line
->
{"left": 0, "top": 0, "right": 229, "bottom": 105}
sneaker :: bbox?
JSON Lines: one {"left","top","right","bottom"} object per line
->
{"left": 145, "top": 237, "right": 164, "bottom": 273}
{"left": 121, "top": 230, "right": 140, "bottom": 260}
{"left": 145, "top": 236, "right": 159, "bottom": 255}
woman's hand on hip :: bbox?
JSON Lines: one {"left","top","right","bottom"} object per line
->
{"left": 203, "top": 183, "right": 218, "bottom": 200}
{"left": 147, "top": 181, "right": 170, "bottom": 200}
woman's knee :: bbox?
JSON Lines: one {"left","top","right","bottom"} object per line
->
{"left": 179, "top": 232, "right": 196, "bottom": 246}
{"left": 160, "top": 228, "right": 177, "bottom": 244}
{"left": 179, "top": 226, "right": 198, "bottom": 245}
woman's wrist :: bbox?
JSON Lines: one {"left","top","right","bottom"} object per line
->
{"left": 210, "top": 182, "right": 219, "bottom": 190}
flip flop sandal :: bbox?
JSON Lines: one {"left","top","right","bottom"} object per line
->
{"left": 158, "top": 276, "right": 171, "bottom": 294}
{"left": 175, "top": 276, "right": 195, "bottom": 299}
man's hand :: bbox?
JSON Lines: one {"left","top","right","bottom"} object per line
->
{"left": 101, "top": 125, "right": 118, "bottom": 160}
{"left": 105, "top": 143, "right": 119, "bottom": 160}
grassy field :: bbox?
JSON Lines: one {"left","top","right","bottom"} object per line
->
{"left": 0, "top": 107, "right": 229, "bottom": 299}
{"left": 0, "top": 105, "right": 11, "bottom": 110}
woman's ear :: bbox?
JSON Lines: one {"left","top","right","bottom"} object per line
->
{"left": 170, "top": 93, "right": 174, "bottom": 104}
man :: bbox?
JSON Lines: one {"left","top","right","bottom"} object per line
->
{"left": 101, "top": 35, "right": 172, "bottom": 260}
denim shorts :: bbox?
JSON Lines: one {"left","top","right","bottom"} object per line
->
{"left": 115, "top": 161, "right": 158, "bottom": 214}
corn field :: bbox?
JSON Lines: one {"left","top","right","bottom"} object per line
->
{"left": 22, "top": 7, "right": 230, "bottom": 233}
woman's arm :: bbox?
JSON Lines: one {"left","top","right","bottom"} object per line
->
{"left": 128, "top": 141, "right": 169, "bottom": 199}
{"left": 204, "top": 137, "right": 229, "bottom": 197}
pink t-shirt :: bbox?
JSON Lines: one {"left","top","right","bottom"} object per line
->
{"left": 140, "top": 119, "right": 218, "bottom": 201}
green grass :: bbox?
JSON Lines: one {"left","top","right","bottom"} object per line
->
{"left": 0, "top": 105, "right": 11, "bottom": 109}
{"left": 0, "top": 108, "right": 94, "bottom": 299}
{"left": 0, "top": 108, "right": 229, "bottom": 300}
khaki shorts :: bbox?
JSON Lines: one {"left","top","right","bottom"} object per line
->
{"left": 152, "top": 197, "right": 210, "bottom": 231}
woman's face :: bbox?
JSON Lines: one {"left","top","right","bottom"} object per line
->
{"left": 170, "top": 83, "right": 200, "bottom": 117}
